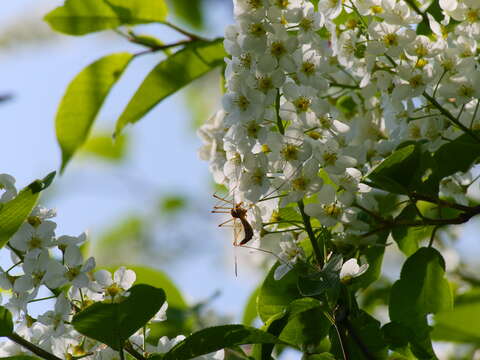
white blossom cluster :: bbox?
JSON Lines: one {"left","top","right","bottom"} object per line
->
{"left": 0, "top": 174, "right": 222, "bottom": 360}
{"left": 198, "top": 0, "right": 480, "bottom": 274}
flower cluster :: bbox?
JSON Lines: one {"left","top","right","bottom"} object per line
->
{"left": 199, "top": 0, "right": 480, "bottom": 274}
{"left": 0, "top": 174, "right": 222, "bottom": 360}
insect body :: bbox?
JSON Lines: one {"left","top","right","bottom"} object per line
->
{"left": 212, "top": 194, "right": 253, "bottom": 246}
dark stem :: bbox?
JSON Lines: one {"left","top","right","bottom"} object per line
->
{"left": 133, "top": 39, "right": 197, "bottom": 57}
{"left": 423, "top": 92, "right": 480, "bottom": 143}
{"left": 344, "top": 319, "right": 378, "bottom": 360}
{"left": 162, "top": 21, "right": 207, "bottom": 41}
{"left": 275, "top": 89, "right": 285, "bottom": 135}
{"left": 297, "top": 200, "right": 324, "bottom": 267}
{"left": 8, "top": 333, "right": 62, "bottom": 360}
{"left": 123, "top": 338, "right": 147, "bottom": 359}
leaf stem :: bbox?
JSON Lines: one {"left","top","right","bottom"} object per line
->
{"left": 297, "top": 200, "right": 324, "bottom": 267}
{"left": 162, "top": 21, "right": 208, "bottom": 42}
{"left": 276, "top": 89, "right": 285, "bottom": 135}
{"left": 423, "top": 91, "right": 480, "bottom": 143}
{"left": 133, "top": 39, "right": 197, "bottom": 57}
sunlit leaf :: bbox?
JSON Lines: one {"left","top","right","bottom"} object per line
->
{"left": 81, "top": 133, "right": 128, "bottom": 161}
{"left": 72, "top": 284, "right": 165, "bottom": 350}
{"left": 56, "top": 53, "right": 132, "bottom": 171}
{"left": 0, "top": 172, "right": 56, "bottom": 249}
{"left": 115, "top": 39, "right": 226, "bottom": 135}
{"left": 163, "top": 325, "right": 281, "bottom": 360}
{"left": 45, "top": 0, "right": 168, "bottom": 35}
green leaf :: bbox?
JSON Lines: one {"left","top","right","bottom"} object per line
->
{"left": 433, "top": 289, "right": 480, "bottom": 344}
{"left": 115, "top": 39, "right": 226, "bottom": 135}
{"left": 106, "top": 0, "right": 168, "bottom": 25}
{"left": 72, "top": 284, "right": 165, "bottom": 350}
{"left": 252, "top": 298, "right": 328, "bottom": 360}
{"left": 81, "top": 133, "right": 128, "bottom": 161}
{"left": 416, "top": 1, "right": 442, "bottom": 35}
{"left": 331, "top": 311, "right": 388, "bottom": 360}
{"left": 56, "top": 53, "right": 133, "bottom": 171}
{"left": 0, "top": 306, "right": 13, "bottom": 336}
{"left": 44, "top": 0, "right": 168, "bottom": 35}
{"left": 242, "top": 287, "right": 259, "bottom": 326}
{"left": 391, "top": 205, "right": 433, "bottom": 256}
{"left": 0, "top": 172, "right": 56, "bottom": 249}
{"left": 352, "top": 229, "right": 390, "bottom": 291}
{"left": 167, "top": 0, "right": 204, "bottom": 29}
{"left": 389, "top": 247, "right": 453, "bottom": 323}
{"left": 367, "top": 144, "right": 420, "bottom": 194}
{"left": 304, "top": 354, "right": 336, "bottom": 360}
{"left": 257, "top": 262, "right": 302, "bottom": 323}
{"left": 162, "top": 325, "right": 281, "bottom": 360}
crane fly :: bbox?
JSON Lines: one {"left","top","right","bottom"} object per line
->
{"left": 211, "top": 194, "right": 254, "bottom": 246}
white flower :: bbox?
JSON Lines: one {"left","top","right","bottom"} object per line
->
{"left": 151, "top": 301, "right": 168, "bottom": 323}
{"left": 340, "top": 258, "right": 369, "bottom": 282}
{"left": 93, "top": 267, "right": 136, "bottom": 299}
{"left": 37, "top": 294, "right": 71, "bottom": 337}
{"left": 0, "top": 174, "right": 16, "bottom": 203}
{"left": 10, "top": 221, "right": 56, "bottom": 257}
{"left": 274, "top": 236, "right": 305, "bottom": 280}
{"left": 157, "top": 335, "right": 186, "bottom": 353}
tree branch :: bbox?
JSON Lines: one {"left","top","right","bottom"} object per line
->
{"left": 8, "top": 332, "right": 62, "bottom": 360}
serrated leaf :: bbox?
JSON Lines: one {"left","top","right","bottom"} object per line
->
{"left": 72, "top": 284, "right": 165, "bottom": 350}
{"left": 45, "top": 0, "right": 168, "bottom": 35}
{"left": 0, "top": 172, "right": 56, "bottom": 249}
{"left": 0, "top": 306, "right": 13, "bottom": 336}
{"left": 163, "top": 325, "right": 281, "bottom": 360}
{"left": 115, "top": 39, "right": 226, "bottom": 135}
{"left": 56, "top": 53, "right": 133, "bottom": 171}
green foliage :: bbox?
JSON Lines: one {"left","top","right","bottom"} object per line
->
{"left": 391, "top": 205, "right": 433, "bottom": 256}
{"left": 433, "top": 289, "right": 480, "bottom": 344}
{"left": 368, "top": 133, "right": 480, "bottom": 196}
{"left": 389, "top": 247, "right": 453, "bottom": 321}
{"left": 115, "top": 39, "right": 226, "bottom": 135}
{"left": 72, "top": 284, "right": 166, "bottom": 350}
{"left": 0, "top": 172, "right": 55, "bottom": 249}
{"left": 55, "top": 53, "right": 132, "bottom": 171}
{"left": 44, "top": 0, "right": 168, "bottom": 35}
{"left": 162, "top": 325, "right": 281, "bottom": 360}
{"left": 128, "top": 266, "right": 191, "bottom": 339}
{"left": 388, "top": 248, "right": 453, "bottom": 359}
{"left": 367, "top": 144, "right": 419, "bottom": 194}
{"left": 159, "top": 195, "right": 187, "bottom": 215}
{"left": 167, "top": 0, "right": 204, "bottom": 29}
{"left": 81, "top": 133, "right": 128, "bottom": 161}
{"left": 242, "top": 286, "right": 260, "bottom": 326}
{"left": 0, "top": 306, "right": 13, "bottom": 336}
{"left": 257, "top": 263, "right": 302, "bottom": 322}
{"left": 331, "top": 310, "right": 388, "bottom": 360}
{"left": 253, "top": 297, "right": 329, "bottom": 359}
